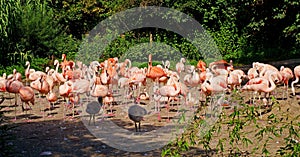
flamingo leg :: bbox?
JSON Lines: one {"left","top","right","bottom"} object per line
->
{"left": 14, "top": 94, "right": 17, "bottom": 121}
{"left": 166, "top": 97, "right": 171, "bottom": 122}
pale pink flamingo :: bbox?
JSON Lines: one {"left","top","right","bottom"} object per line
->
{"left": 227, "top": 71, "right": 242, "bottom": 90}
{"left": 30, "top": 75, "right": 51, "bottom": 119}
{"left": 54, "top": 60, "right": 67, "bottom": 84}
{"left": 291, "top": 65, "right": 300, "bottom": 96}
{"left": 252, "top": 62, "right": 278, "bottom": 77}
{"left": 176, "top": 58, "right": 186, "bottom": 78}
{"left": 128, "top": 69, "right": 147, "bottom": 97}
{"left": 25, "top": 61, "right": 35, "bottom": 85}
{"left": 201, "top": 74, "right": 228, "bottom": 97}
{"left": 162, "top": 60, "right": 171, "bottom": 70}
{"left": 156, "top": 77, "right": 181, "bottom": 122}
{"left": 247, "top": 67, "right": 259, "bottom": 79}
{"left": 59, "top": 80, "right": 73, "bottom": 119}
{"left": 28, "top": 70, "right": 47, "bottom": 81}
{"left": 209, "top": 60, "right": 233, "bottom": 71}
{"left": 46, "top": 90, "right": 58, "bottom": 116}
{"left": 184, "top": 65, "right": 201, "bottom": 87}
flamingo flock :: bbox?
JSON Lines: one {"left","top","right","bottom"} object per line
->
{"left": 0, "top": 53, "right": 300, "bottom": 124}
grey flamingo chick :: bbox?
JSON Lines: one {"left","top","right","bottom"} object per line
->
{"left": 86, "top": 97, "right": 103, "bottom": 125}
{"left": 128, "top": 98, "right": 147, "bottom": 132}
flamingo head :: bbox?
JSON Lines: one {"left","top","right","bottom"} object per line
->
{"left": 54, "top": 60, "right": 59, "bottom": 66}
{"left": 45, "top": 67, "right": 50, "bottom": 73}
{"left": 25, "top": 61, "right": 30, "bottom": 66}
{"left": 62, "top": 54, "right": 66, "bottom": 60}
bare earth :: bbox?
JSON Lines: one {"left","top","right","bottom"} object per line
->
{"left": 1, "top": 59, "right": 300, "bottom": 157}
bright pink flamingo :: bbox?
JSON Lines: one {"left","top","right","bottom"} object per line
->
{"left": 6, "top": 69, "right": 24, "bottom": 120}
{"left": 242, "top": 72, "right": 277, "bottom": 106}
{"left": 0, "top": 73, "right": 7, "bottom": 96}
{"left": 61, "top": 54, "right": 75, "bottom": 77}
{"left": 19, "top": 86, "right": 35, "bottom": 118}
{"left": 291, "top": 65, "right": 300, "bottom": 96}
{"left": 146, "top": 54, "right": 167, "bottom": 86}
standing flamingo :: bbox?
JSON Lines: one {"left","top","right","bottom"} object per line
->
{"left": 176, "top": 58, "right": 186, "bottom": 78}
{"left": 280, "top": 66, "right": 293, "bottom": 98}
{"left": 291, "top": 65, "right": 300, "bottom": 96}
{"left": 146, "top": 54, "right": 167, "bottom": 86}
{"left": 6, "top": 69, "right": 24, "bottom": 120}
{"left": 156, "top": 77, "right": 181, "bottom": 122}
{"left": 25, "top": 61, "right": 35, "bottom": 85}
{"left": 46, "top": 90, "right": 58, "bottom": 117}
{"left": 19, "top": 86, "right": 35, "bottom": 118}
{"left": 30, "top": 75, "right": 50, "bottom": 119}
{"left": 0, "top": 73, "right": 7, "bottom": 96}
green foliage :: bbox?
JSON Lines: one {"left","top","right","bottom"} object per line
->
{"left": 138, "top": 61, "right": 162, "bottom": 69}
{"left": 162, "top": 92, "right": 300, "bottom": 156}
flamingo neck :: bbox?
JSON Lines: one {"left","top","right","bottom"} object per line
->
{"left": 26, "top": 63, "right": 30, "bottom": 73}
{"left": 265, "top": 74, "right": 276, "bottom": 93}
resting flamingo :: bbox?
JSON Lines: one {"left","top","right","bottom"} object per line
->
{"left": 242, "top": 72, "right": 277, "bottom": 106}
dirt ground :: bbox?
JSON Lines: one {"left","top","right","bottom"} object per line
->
{"left": 1, "top": 59, "right": 300, "bottom": 157}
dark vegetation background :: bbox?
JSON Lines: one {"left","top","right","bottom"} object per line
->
{"left": 1, "top": 0, "right": 299, "bottom": 73}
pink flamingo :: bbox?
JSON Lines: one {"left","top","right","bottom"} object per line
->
{"left": 146, "top": 54, "right": 167, "bottom": 86}
{"left": 176, "top": 58, "right": 186, "bottom": 75}
{"left": 19, "top": 86, "right": 35, "bottom": 118}
{"left": 156, "top": 76, "right": 181, "bottom": 122}
{"left": 201, "top": 74, "right": 228, "bottom": 97}
{"left": 242, "top": 72, "right": 277, "bottom": 106}
{"left": 0, "top": 73, "right": 7, "bottom": 96}
{"left": 247, "top": 67, "right": 259, "bottom": 79}
{"left": 6, "top": 69, "right": 24, "bottom": 120}
{"left": 25, "top": 61, "right": 35, "bottom": 85}
{"left": 184, "top": 66, "right": 201, "bottom": 87}
{"left": 46, "top": 90, "right": 58, "bottom": 117}
{"left": 291, "top": 65, "right": 300, "bottom": 96}
{"left": 280, "top": 66, "right": 293, "bottom": 98}
{"left": 30, "top": 75, "right": 50, "bottom": 119}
